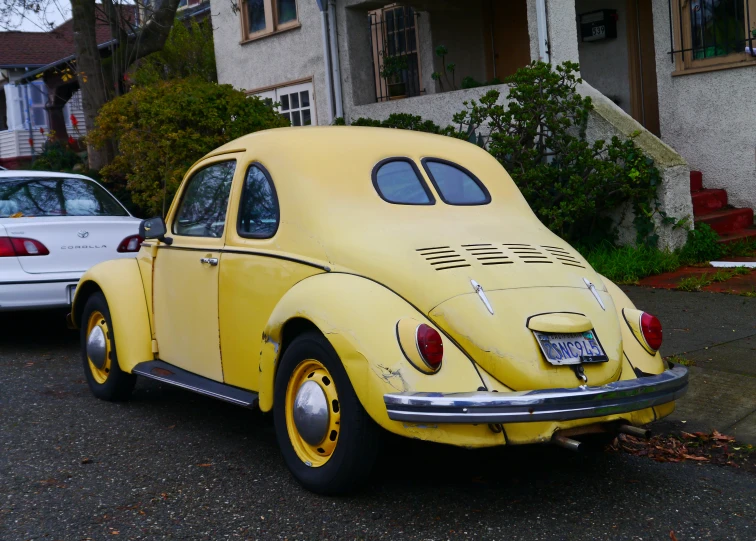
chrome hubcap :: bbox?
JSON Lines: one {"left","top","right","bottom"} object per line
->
{"left": 87, "top": 325, "right": 107, "bottom": 369}
{"left": 293, "top": 380, "right": 329, "bottom": 446}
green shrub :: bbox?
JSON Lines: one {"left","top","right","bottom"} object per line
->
{"left": 90, "top": 78, "right": 289, "bottom": 216}
{"left": 131, "top": 19, "right": 217, "bottom": 86}
{"left": 452, "top": 62, "right": 662, "bottom": 245}
{"left": 581, "top": 244, "right": 681, "bottom": 284}
{"left": 679, "top": 223, "right": 722, "bottom": 263}
{"left": 31, "top": 140, "right": 85, "bottom": 172}
{"left": 350, "top": 113, "right": 447, "bottom": 134}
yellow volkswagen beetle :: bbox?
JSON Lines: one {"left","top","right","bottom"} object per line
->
{"left": 71, "top": 127, "right": 687, "bottom": 494}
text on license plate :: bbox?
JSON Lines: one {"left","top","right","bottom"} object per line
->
{"left": 533, "top": 330, "right": 608, "bottom": 366}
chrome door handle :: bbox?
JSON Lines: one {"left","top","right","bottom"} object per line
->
{"left": 200, "top": 257, "right": 218, "bottom": 266}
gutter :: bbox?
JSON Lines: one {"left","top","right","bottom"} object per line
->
{"left": 316, "top": 0, "right": 334, "bottom": 124}
{"left": 315, "top": 0, "right": 343, "bottom": 123}
{"left": 16, "top": 39, "right": 118, "bottom": 84}
{"left": 536, "top": 0, "right": 551, "bottom": 63}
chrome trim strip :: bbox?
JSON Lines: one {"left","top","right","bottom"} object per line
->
{"left": 384, "top": 366, "right": 688, "bottom": 424}
{"left": 0, "top": 278, "right": 79, "bottom": 285}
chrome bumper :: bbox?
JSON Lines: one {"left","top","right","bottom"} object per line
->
{"left": 384, "top": 366, "right": 688, "bottom": 424}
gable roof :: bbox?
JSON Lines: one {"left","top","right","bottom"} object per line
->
{"left": 0, "top": 8, "right": 133, "bottom": 69}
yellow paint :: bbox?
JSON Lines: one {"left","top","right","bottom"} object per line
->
{"left": 430, "top": 287, "right": 622, "bottom": 391}
{"left": 218, "top": 252, "right": 321, "bottom": 389}
{"left": 527, "top": 312, "right": 593, "bottom": 333}
{"left": 71, "top": 259, "right": 153, "bottom": 373}
{"left": 284, "top": 359, "right": 340, "bottom": 467}
{"left": 86, "top": 310, "right": 111, "bottom": 384}
{"left": 72, "top": 128, "right": 682, "bottom": 449}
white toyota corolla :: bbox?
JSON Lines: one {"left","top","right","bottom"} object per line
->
{"left": 0, "top": 171, "right": 142, "bottom": 311}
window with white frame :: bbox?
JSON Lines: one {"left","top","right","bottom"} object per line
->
{"left": 2, "top": 82, "right": 48, "bottom": 131}
{"left": 252, "top": 81, "right": 315, "bottom": 126}
{"left": 27, "top": 82, "right": 48, "bottom": 128}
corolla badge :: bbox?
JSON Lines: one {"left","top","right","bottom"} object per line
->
{"left": 77, "top": 230, "right": 89, "bottom": 238}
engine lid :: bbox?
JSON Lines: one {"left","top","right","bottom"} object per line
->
{"left": 429, "top": 286, "right": 623, "bottom": 391}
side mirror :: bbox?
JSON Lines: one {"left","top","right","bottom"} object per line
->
{"left": 139, "top": 217, "right": 173, "bottom": 245}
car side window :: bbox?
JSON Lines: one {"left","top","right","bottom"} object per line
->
{"left": 173, "top": 161, "right": 236, "bottom": 238}
{"left": 372, "top": 158, "right": 434, "bottom": 205}
{"left": 422, "top": 159, "right": 491, "bottom": 205}
{"left": 237, "top": 164, "right": 280, "bottom": 238}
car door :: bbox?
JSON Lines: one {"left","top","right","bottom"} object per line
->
{"left": 152, "top": 159, "right": 237, "bottom": 381}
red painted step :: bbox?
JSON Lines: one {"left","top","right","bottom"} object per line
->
{"left": 694, "top": 207, "right": 754, "bottom": 235}
{"left": 717, "top": 228, "right": 756, "bottom": 245}
{"left": 690, "top": 170, "right": 703, "bottom": 192}
{"left": 692, "top": 189, "right": 727, "bottom": 216}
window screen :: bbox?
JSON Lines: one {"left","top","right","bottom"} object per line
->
{"left": 372, "top": 159, "right": 433, "bottom": 205}
{"left": 173, "top": 161, "right": 236, "bottom": 238}
{"left": 422, "top": 159, "right": 490, "bottom": 205}
{"left": 238, "top": 164, "right": 280, "bottom": 238}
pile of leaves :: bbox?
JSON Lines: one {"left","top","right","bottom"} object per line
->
{"left": 609, "top": 431, "right": 755, "bottom": 473}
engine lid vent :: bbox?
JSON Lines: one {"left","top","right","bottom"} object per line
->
{"left": 462, "top": 244, "right": 512, "bottom": 266}
{"left": 504, "top": 244, "right": 552, "bottom": 264}
{"left": 417, "top": 246, "right": 471, "bottom": 271}
{"left": 541, "top": 245, "right": 586, "bottom": 268}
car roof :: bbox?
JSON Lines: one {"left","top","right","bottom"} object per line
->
{"left": 0, "top": 170, "right": 96, "bottom": 181}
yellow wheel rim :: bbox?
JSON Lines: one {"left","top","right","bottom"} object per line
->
{"left": 285, "top": 359, "right": 341, "bottom": 468}
{"left": 86, "top": 310, "right": 112, "bottom": 384}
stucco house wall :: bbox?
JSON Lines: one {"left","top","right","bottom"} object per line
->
{"left": 209, "top": 0, "right": 331, "bottom": 124}
{"left": 651, "top": 1, "right": 756, "bottom": 211}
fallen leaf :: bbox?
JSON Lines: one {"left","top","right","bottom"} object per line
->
{"left": 197, "top": 463, "right": 212, "bottom": 467}
{"left": 81, "top": 458, "right": 93, "bottom": 464}
{"left": 670, "top": 531, "right": 679, "bottom": 541}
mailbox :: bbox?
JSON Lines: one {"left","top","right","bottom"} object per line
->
{"left": 579, "top": 9, "right": 618, "bottom": 42}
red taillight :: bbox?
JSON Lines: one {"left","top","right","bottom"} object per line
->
{"left": 640, "top": 312, "right": 663, "bottom": 352}
{"left": 416, "top": 324, "right": 443, "bottom": 369}
{"left": 0, "top": 238, "right": 14, "bottom": 257}
{"left": 0, "top": 237, "right": 49, "bottom": 257}
{"left": 117, "top": 235, "right": 143, "bottom": 253}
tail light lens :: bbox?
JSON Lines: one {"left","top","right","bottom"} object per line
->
{"left": 117, "top": 235, "right": 144, "bottom": 253}
{"left": 0, "top": 237, "right": 49, "bottom": 257}
{"left": 640, "top": 312, "right": 663, "bottom": 352}
{"left": 416, "top": 324, "right": 443, "bottom": 369}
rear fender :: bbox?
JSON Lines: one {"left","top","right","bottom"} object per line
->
{"left": 602, "top": 276, "right": 666, "bottom": 376}
{"left": 72, "top": 258, "right": 153, "bottom": 373}
{"left": 258, "top": 273, "right": 497, "bottom": 443}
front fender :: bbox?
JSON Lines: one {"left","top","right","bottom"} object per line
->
{"left": 602, "top": 276, "right": 667, "bottom": 376}
{"left": 72, "top": 258, "right": 153, "bottom": 373}
{"left": 259, "top": 273, "right": 502, "bottom": 445}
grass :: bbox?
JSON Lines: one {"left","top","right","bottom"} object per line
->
{"left": 721, "top": 238, "right": 756, "bottom": 258}
{"left": 581, "top": 244, "right": 681, "bottom": 284}
{"left": 677, "top": 274, "right": 713, "bottom": 292}
{"left": 665, "top": 355, "right": 696, "bottom": 367}
{"left": 676, "top": 267, "right": 752, "bottom": 292}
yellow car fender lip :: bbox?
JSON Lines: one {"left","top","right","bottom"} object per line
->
{"left": 383, "top": 365, "right": 688, "bottom": 424}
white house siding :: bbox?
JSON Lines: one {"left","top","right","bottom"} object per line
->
{"left": 651, "top": 1, "right": 756, "bottom": 211}
{"left": 209, "top": 0, "right": 330, "bottom": 125}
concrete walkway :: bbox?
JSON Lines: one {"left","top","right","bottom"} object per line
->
{"left": 624, "top": 286, "right": 756, "bottom": 444}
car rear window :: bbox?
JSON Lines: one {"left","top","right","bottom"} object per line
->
{"left": 372, "top": 159, "right": 434, "bottom": 205}
{"left": 422, "top": 159, "right": 490, "bottom": 205}
{"left": 0, "top": 177, "right": 128, "bottom": 217}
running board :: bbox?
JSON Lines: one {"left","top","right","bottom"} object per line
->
{"left": 132, "top": 360, "right": 258, "bottom": 408}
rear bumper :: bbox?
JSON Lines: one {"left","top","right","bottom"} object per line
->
{"left": 384, "top": 366, "right": 688, "bottom": 424}
{"left": 0, "top": 276, "right": 80, "bottom": 311}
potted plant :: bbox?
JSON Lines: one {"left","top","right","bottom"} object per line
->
{"left": 379, "top": 49, "right": 409, "bottom": 99}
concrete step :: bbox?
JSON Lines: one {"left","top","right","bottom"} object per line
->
{"left": 717, "top": 228, "right": 756, "bottom": 245}
{"left": 692, "top": 189, "right": 728, "bottom": 216}
{"left": 690, "top": 170, "right": 703, "bottom": 192}
{"left": 695, "top": 207, "right": 755, "bottom": 235}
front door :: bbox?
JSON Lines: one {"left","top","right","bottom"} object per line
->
{"left": 152, "top": 159, "right": 237, "bottom": 382}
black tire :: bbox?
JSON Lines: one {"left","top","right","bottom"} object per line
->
{"left": 80, "top": 292, "right": 136, "bottom": 401}
{"left": 273, "top": 331, "right": 381, "bottom": 495}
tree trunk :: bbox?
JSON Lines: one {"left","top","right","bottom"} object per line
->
{"left": 71, "top": 0, "right": 113, "bottom": 170}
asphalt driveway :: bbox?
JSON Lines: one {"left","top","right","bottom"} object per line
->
{"left": 1, "top": 303, "right": 755, "bottom": 540}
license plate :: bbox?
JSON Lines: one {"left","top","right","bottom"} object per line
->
{"left": 533, "top": 330, "right": 608, "bottom": 365}
{"left": 66, "top": 284, "right": 77, "bottom": 304}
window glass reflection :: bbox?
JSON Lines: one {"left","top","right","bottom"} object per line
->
{"left": 174, "top": 161, "right": 236, "bottom": 238}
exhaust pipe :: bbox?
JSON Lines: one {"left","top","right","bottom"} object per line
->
{"left": 619, "top": 425, "right": 651, "bottom": 439}
{"left": 552, "top": 433, "right": 582, "bottom": 452}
